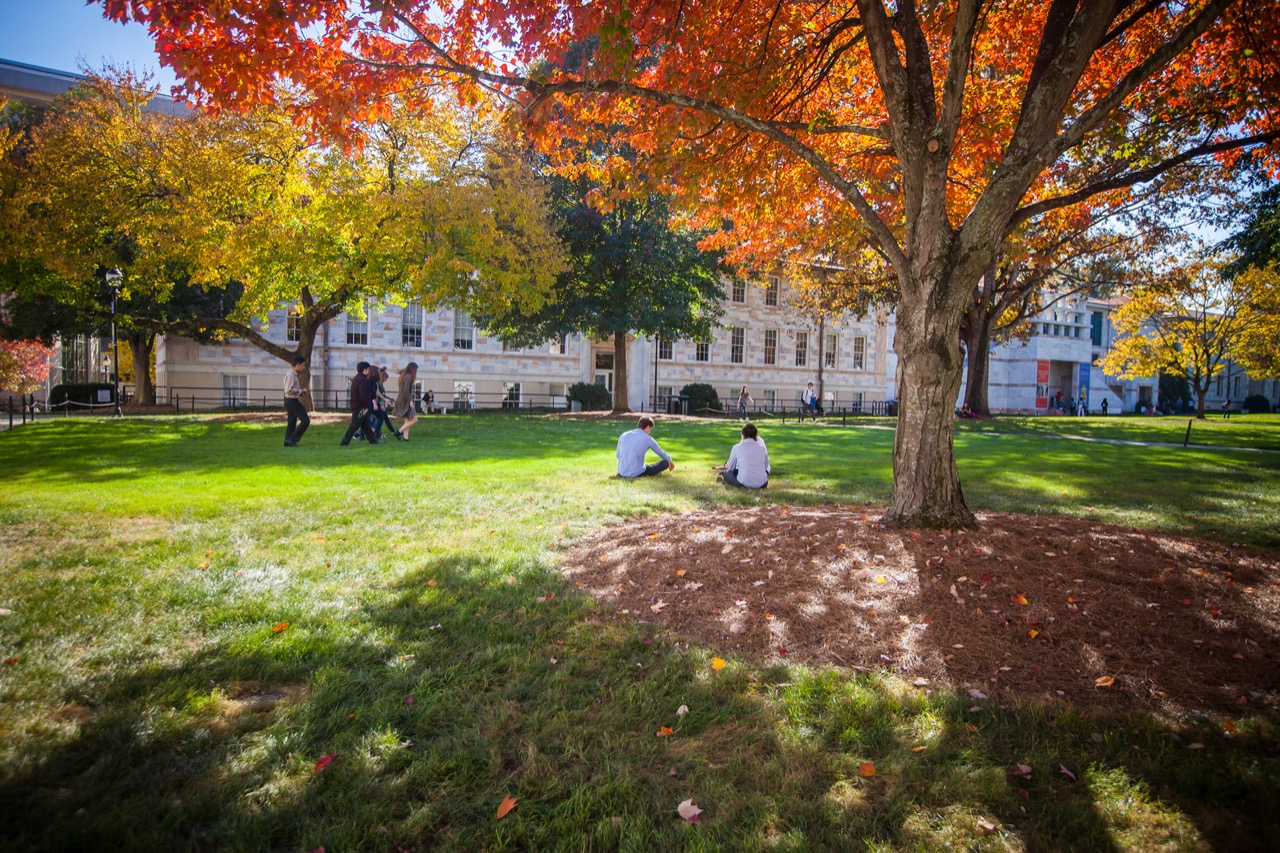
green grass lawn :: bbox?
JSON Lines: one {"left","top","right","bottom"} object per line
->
{"left": 2, "top": 413, "right": 1278, "bottom": 850}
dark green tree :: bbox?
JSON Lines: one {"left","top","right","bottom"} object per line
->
{"left": 482, "top": 182, "right": 724, "bottom": 412}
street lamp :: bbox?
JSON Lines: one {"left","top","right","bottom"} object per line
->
{"left": 105, "top": 267, "right": 123, "bottom": 417}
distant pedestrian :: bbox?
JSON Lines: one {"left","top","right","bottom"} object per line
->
{"left": 424, "top": 389, "right": 435, "bottom": 414}
{"left": 801, "top": 382, "right": 819, "bottom": 421}
{"left": 737, "top": 385, "right": 754, "bottom": 420}
{"left": 282, "top": 355, "right": 310, "bottom": 447}
{"left": 1222, "top": 398, "right": 1232, "bottom": 419}
{"left": 1076, "top": 395, "right": 1086, "bottom": 416}
{"left": 371, "top": 367, "right": 404, "bottom": 441}
{"left": 1100, "top": 398, "right": 1108, "bottom": 416}
{"left": 392, "top": 362, "right": 419, "bottom": 441}
{"left": 616, "top": 416, "right": 674, "bottom": 478}
{"left": 713, "top": 422, "right": 770, "bottom": 489}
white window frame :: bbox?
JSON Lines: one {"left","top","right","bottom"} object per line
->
{"left": 695, "top": 341, "right": 710, "bottom": 363}
{"left": 345, "top": 304, "right": 369, "bottom": 346}
{"left": 763, "top": 329, "right": 778, "bottom": 365}
{"left": 401, "top": 303, "right": 424, "bottom": 348}
{"left": 453, "top": 380, "right": 474, "bottom": 405}
{"left": 765, "top": 275, "right": 780, "bottom": 307}
{"left": 453, "top": 310, "right": 475, "bottom": 350}
{"left": 286, "top": 312, "right": 302, "bottom": 343}
{"left": 852, "top": 335, "right": 866, "bottom": 370}
{"left": 730, "top": 327, "right": 745, "bottom": 364}
{"left": 221, "top": 374, "right": 248, "bottom": 406}
{"left": 763, "top": 389, "right": 777, "bottom": 410}
{"left": 731, "top": 280, "right": 746, "bottom": 303}
{"left": 795, "top": 331, "right": 808, "bottom": 367}
{"left": 658, "top": 338, "right": 673, "bottom": 360}
{"left": 824, "top": 333, "right": 838, "bottom": 369}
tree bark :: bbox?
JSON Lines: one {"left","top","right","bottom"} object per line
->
{"left": 886, "top": 286, "right": 976, "bottom": 529}
{"left": 611, "top": 329, "right": 630, "bottom": 413}
{"left": 960, "top": 309, "right": 993, "bottom": 417}
{"left": 126, "top": 331, "right": 156, "bottom": 406}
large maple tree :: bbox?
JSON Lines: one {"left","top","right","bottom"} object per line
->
{"left": 101, "top": 0, "right": 1280, "bottom": 526}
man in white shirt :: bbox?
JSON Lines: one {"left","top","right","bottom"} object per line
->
{"left": 616, "top": 416, "right": 675, "bottom": 478}
{"left": 714, "top": 422, "right": 770, "bottom": 488}
{"left": 282, "top": 356, "right": 310, "bottom": 447}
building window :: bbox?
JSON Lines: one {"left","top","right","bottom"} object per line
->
{"left": 765, "top": 275, "right": 780, "bottom": 306}
{"left": 731, "top": 280, "right": 746, "bottom": 303}
{"left": 550, "top": 336, "right": 568, "bottom": 355}
{"left": 221, "top": 374, "right": 248, "bottom": 406}
{"left": 453, "top": 310, "right": 474, "bottom": 350}
{"left": 453, "top": 380, "right": 474, "bottom": 407}
{"left": 851, "top": 391, "right": 864, "bottom": 412}
{"left": 401, "top": 303, "right": 423, "bottom": 348}
{"left": 502, "top": 338, "right": 520, "bottom": 352}
{"left": 286, "top": 312, "right": 301, "bottom": 343}
{"left": 345, "top": 306, "right": 369, "bottom": 345}
{"left": 763, "top": 389, "right": 777, "bottom": 410}
{"left": 658, "top": 338, "right": 673, "bottom": 360}
{"left": 658, "top": 385, "right": 674, "bottom": 408}
{"left": 695, "top": 341, "right": 710, "bottom": 363}
{"left": 502, "top": 381, "right": 521, "bottom": 408}
{"left": 730, "top": 328, "right": 745, "bottom": 364}
{"left": 795, "top": 331, "right": 808, "bottom": 366}
{"left": 824, "top": 333, "right": 838, "bottom": 368}
{"left": 1042, "top": 323, "right": 1050, "bottom": 335}
{"left": 764, "top": 329, "right": 778, "bottom": 365}
{"left": 851, "top": 335, "right": 866, "bottom": 370}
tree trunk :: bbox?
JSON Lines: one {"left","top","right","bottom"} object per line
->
{"left": 126, "top": 331, "right": 156, "bottom": 406}
{"left": 885, "top": 295, "right": 976, "bottom": 528}
{"left": 960, "top": 310, "right": 993, "bottom": 417}
{"left": 611, "top": 330, "right": 630, "bottom": 413}
{"left": 1195, "top": 387, "right": 1207, "bottom": 420}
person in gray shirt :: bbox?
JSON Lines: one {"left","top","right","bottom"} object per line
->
{"left": 616, "top": 416, "right": 675, "bottom": 478}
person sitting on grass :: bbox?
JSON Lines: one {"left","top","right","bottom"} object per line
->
{"left": 713, "top": 421, "right": 770, "bottom": 489}
{"left": 616, "top": 415, "right": 675, "bottom": 478}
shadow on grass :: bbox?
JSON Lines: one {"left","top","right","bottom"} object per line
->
{"left": 2, "top": 553, "right": 1275, "bottom": 850}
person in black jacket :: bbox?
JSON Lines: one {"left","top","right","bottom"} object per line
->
{"left": 340, "top": 362, "right": 380, "bottom": 445}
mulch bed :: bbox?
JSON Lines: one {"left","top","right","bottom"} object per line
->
{"left": 561, "top": 506, "right": 1280, "bottom": 718}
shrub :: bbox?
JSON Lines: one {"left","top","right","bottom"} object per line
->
{"left": 566, "top": 382, "right": 612, "bottom": 411}
{"left": 681, "top": 382, "right": 721, "bottom": 414}
{"left": 49, "top": 382, "right": 115, "bottom": 408}
{"left": 1243, "top": 394, "right": 1271, "bottom": 414}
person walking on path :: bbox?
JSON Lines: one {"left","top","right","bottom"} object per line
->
{"left": 1221, "top": 398, "right": 1232, "bottom": 419}
{"left": 616, "top": 416, "right": 675, "bottom": 478}
{"left": 371, "top": 367, "right": 404, "bottom": 441}
{"left": 713, "top": 421, "right": 770, "bottom": 489}
{"left": 340, "top": 362, "right": 380, "bottom": 446}
{"left": 392, "top": 362, "right": 420, "bottom": 440}
{"left": 801, "top": 382, "right": 819, "bottom": 421}
{"left": 282, "top": 356, "right": 310, "bottom": 447}
{"left": 737, "top": 386, "right": 754, "bottom": 420}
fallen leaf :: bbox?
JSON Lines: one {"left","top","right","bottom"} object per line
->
{"left": 912, "top": 677, "right": 929, "bottom": 687}
{"left": 777, "top": 646, "right": 788, "bottom": 656}
{"left": 752, "top": 580, "right": 765, "bottom": 586}
{"left": 875, "top": 576, "right": 887, "bottom": 584}
{"left": 403, "top": 695, "right": 415, "bottom": 705}
{"left": 1223, "top": 719, "right": 1237, "bottom": 732}
{"left": 964, "top": 723, "right": 979, "bottom": 733}
{"left": 912, "top": 745, "right": 927, "bottom": 752}
{"left": 651, "top": 600, "right": 668, "bottom": 613}
{"left": 1018, "top": 789, "right": 1030, "bottom": 799}
{"left": 677, "top": 705, "right": 689, "bottom": 716}
{"left": 273, "top": 622, "right": 290, "bottom": 634}
{"left": 496, "top": 795, "right": 518, "bottom": 819}
{"left": 968, "top": 689, "right": 987, "bottom": 699}
{"left": 657, "top": 726, "right": 674, "bottom": 737}
{"left": 1095, "top": 676, "right": 1115, "bottom": 688}
{"left": 427, "top": 579, "right": 437, "bottom": 587}
{"left": 1010, "top": 764, "right": 1032, "bottom": 777}
{"left": 677, "top": 799, "right": 702, "bottom": 822}
{"left": 976, "top": 818, "right": 997, "bottom": 834}
{"left": 684, "top": 582, "right": 704, "bottom": 591}
{"left": 675, "top": 569, "right": 687, "bottom": 577}
{"left": 1188, "top": 742, "right": 1205, "bottom": 749}
{"left": 1067, "top": 597, "right": 1079, "bottom": 603}
{"left": 711, "top": 657, "right": 726, "bottom": 672}
{"left": 1059, "top": 764, "right": 1077, "bottom": 782}
{"left": 859, "top": 761, "right": 876, "bottom": 777}
{"left": 198, "top": 562, "right": 210, "bottom": 569}
{"left": 3, "top": 656, "right": 19, "bottom": 665}
{"left": 1013, "top": 594, "right": 1029, "bottom": 606}
{"left": 764, "top": 613, "right": 774, "bottom": 620}
{"left": 429, "top": 623, "right": 442, "bottom": 631}
{"left": 980, "top": 574, "right": 994, "bottom": 583}
{"left": 313, "top": 753, "right": 337, "bottom": 774}
{"left": 1028, "top": 629, "right": 1040, "bottom": 638}
{"left": 648, "top": 533, "right": 660, "bottom": 539}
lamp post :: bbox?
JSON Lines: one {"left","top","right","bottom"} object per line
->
{"left": 105, "top": 267, "right": 123, "bottom": 417}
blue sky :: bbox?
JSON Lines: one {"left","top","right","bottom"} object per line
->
{"left": 0, "top": 0, "right": 177, "bottom": 88}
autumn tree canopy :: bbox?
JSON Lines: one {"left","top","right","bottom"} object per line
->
{"left": 101, "top": 0, "right": 1280, "bottom": 527}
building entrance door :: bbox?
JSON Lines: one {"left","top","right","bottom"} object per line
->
{"left": 593, "top": 351, "right": 614, "bottom": 394}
